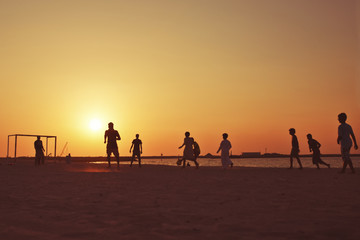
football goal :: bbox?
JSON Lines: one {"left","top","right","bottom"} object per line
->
{"left": 7, "top": 134, "right": 57, "bottom": 158}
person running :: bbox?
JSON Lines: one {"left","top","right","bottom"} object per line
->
{"left": 179, "top": 132, "right": 199, "bottom": 168}
{"left": 34, "top": 136, "right": 45, "bottom": 166}
{"left": 337, "top": 113, "right": 358, "bottom": 173}
{"left": 104, "top": 122, "right": 121, "bottom": 168}
{"left": 289, "top": 128, "right": 303, "bottom": 169}
{"left": 307, "top": 134, "right": 330, "bottom": 169}
{"left": 216, "top": 133, "right": 233, "bottom": 169}
{"left": 130, "top": 134, "right": 142, "bottom": 167}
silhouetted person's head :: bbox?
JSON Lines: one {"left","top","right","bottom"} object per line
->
{"left": 185, "top": 132, "right": 190, "bottom": 137}
{"left": 108, "top": 122, "right": 114, "bottom": 130}
{"left": 223, "top": 133, "right": 228, "bottom": 139}
{"left": 307, "top": 134, "right": 312, "bottom": 140}
{"left": 289, "top": 128, "right": 296, "bottom": 135}
{"left": 37, "top": 136, "right": 40, "bottom": 140}
{"left": 136, "top": 134, "right": 139, "bottom": 139}
{"left": 338, "top": 113, "right": 347, "bottom": 123}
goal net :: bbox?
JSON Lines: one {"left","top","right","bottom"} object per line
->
{"left": 7, "top": 134, "right": 57, "bottom": 159}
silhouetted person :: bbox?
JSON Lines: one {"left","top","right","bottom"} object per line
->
{"left": 307, "top": 134, "right": 330, "bottom": 169}
{"left": 337, "top": 113, "right": 358, "bottom": 173}
{"left": 179, "top": 131, "right": 199, "bottom": 168}
{"left": 66, "top": 153, "right": 72, "bottom": 164}
{"left": 130, "top": 134, "right": 142, "bottom": 167}
{"left": 289, "top": 128, "right": 303, "bottom": 169}
{"left": 104, "top": 122, "right": 121, "bottom": 168}
{"left": 34, "top": 136, "right": 45, "bottom": 166}
{"left": 217, "top": 133, "right": 233, "bottom": 169}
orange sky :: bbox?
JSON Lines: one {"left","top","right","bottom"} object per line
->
{"left": 0, "top": 0, "right": 359, "bottom": 157}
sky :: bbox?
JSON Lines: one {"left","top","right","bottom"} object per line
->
{"left": 0, "top": 0, "right": 359, "bottom": 157}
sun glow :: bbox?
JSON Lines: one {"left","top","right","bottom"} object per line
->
{"left": 89, "top": 119, "right": 102, "bottom": 131}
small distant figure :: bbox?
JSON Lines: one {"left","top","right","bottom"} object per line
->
{"left": 66, "top": 153, "right": 72, "bottom": 164}
{"left": 289, "top": 128, "right": 303, "bottom": 169}
{"left": 307, "top": 134, "right": 330, "bottom": 169}
{"left": 104, "top": 122, "right": 121, "bottom": 168}
{"left": 34, "top": 136, "right": 45, "bottom": 166}
{"left": 337, "top": 113, "right": 358, "bottom": 174}
{"left": 178, "top": 132, "right": 199, "bottom": 168}
{"left": 130, "top": 134, "right": 142, "bottom": 167}
{"left": 216, "top": 133, "right": 233, "bottom": 169}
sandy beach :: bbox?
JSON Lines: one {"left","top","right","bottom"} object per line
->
{"left": 1, "top": 160, "right": 360, "bottom": 240}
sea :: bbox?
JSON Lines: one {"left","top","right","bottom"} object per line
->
{"left": 91, "top": 156, "right": 360, "bottom": 168}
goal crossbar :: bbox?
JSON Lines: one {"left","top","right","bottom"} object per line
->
{"left": 7, "top": 134, "right": 57, "bottom": 158}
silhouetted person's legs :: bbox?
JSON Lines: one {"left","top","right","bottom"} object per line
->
{"left": 194, "top": 160, "right": 199, "bottom": 168}
{"left": 289, "top": 149, "right": 301, "bottom": 169}
{"left": 130, "top": 153, "right": 135, "bottom": 167}
{"left": 130, "top": 153, "right": 141, "bottom": 167}
{"left": 107, "top": 153, "right": 111, "bottom": 167}
{"left": 341, "top": 147, "right": 355, "bottom": 173}
{"left": 295, "top": 157, "right": 303, "bottom": 169}
{"left": 194, "top": 159, "right": 199, "bottom": 168}
{"left": 341, "top": 159, "right": 355, "bottom": 173}
{"left": 347, "top": 160, "right": 355, "bottom": 172}
{"left": 194, "top": 154, "right": 199, "bottom": 169}
{"left": 35, "top": 152, "right": 44, "bottom": 166}
{"left": 114, "top": 152, "right": 120, "bottom": 168}
{"left": 317, "top": 158, "right": 330, "bottom": 168}
{"left": 341, "top": 160, "right": 348, "bottom": 173}
{"left": 313, "top": 153, "right": 329, "bottom": 169}
{"left": 181, "top": 157, "right": 199, "bottom": 168}
{"left": 348, "top": 161, "right": 355, "bottom": 173}
{"left": 138, "top": 153, "right": 141, "bottom": 167}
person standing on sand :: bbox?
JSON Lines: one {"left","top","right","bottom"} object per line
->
{"left": 217, "top": 133, "right": 233, "bottom": 169}
{"left": 104, "top": 122, "right": 121, "bottom": 168}
{"left": 337, "top": 113, "right": 358, "bottom": 174}
{"left": 130, "top": 134, "right": 142, "bottom": 167}
{"left": 34, "top": 136, "right": 45, "bottom": 166}
{"left": 179, "top": 132, "right": 199, "bottom": 168}
{"left": 289, "top": 128, "right": 303, "bottom": 169}
{"left": 307, "top": 134, "right": 330, "bottom": 169}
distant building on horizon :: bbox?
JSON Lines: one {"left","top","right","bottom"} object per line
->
{"left": 204, "top": 153, "right": 215, "bottom": 158}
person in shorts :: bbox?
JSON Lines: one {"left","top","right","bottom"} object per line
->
{"left": 104, "top": 122, "right": 121, "bottom": 168}
{"left": 130, "top": 134, "right": 142, "bottom": 167}
{"left": 289, "top": 128, "right": 303, "bottom": 169}
{"left": 337, "top": 113, "right": 358, "bottom": 173}
{"left": 179, "top": 132, "right": 199, "bottom": 168}
{"left": 307, "top": 134, "right": 330, "bottom": 169}
{"left": 34, "top": 136, "right": 45, "bottom": 166}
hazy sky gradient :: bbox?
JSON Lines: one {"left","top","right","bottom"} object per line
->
{"left": 1, "top": 0, "right": 359, "bottom": 157}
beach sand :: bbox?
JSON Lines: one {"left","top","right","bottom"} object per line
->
{"left": 1, "top": 160, "right": 360, "bottom": 240}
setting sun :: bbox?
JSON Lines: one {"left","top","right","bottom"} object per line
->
{"left": 89, "top": 119, "right": 102, "bottom": 131}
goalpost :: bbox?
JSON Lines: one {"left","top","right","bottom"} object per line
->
{"left": 7, "top": 134, "right": 57, "bottom": 159}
